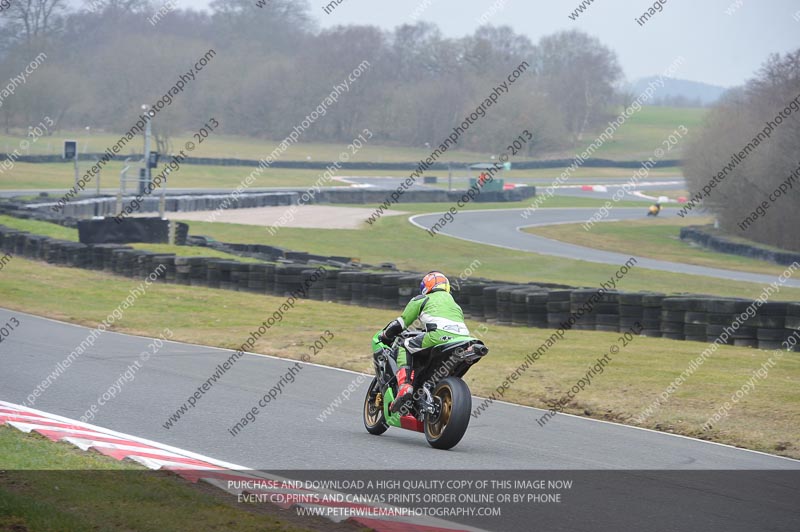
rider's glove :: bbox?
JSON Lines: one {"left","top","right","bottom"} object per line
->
{"left": 380, "top": 319, "right": 404, "bottom": 344}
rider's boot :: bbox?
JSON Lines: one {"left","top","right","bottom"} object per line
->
{"left": 390, "top": 366, "right": 413, "bottom": 411}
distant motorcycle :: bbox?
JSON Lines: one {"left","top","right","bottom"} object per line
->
{"left": 363, "top": 329, "right": 488, "bottom": 450}
{"left": 647, "top": 203, "right": 662, "bottom": 216}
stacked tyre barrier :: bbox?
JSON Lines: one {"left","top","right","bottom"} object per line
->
{"left": 1, "top": 223, "right": 798, "bottom": 352}
{"left": 336, "top": 271, "right": 356, "bottom": 305}
{"left": 495, "top": 287, "right": 516, "bottom": 326}
{"left": 787, "top": 304, "right": 800, "bottom": 352}
{"left": 322, "top": 269, "right": 340, "bottom": 301}
{"left": 619, "top": 292, "right": 646, "bottom": 334}
{"left": 509, "top": 289, "right": 532, "bottom": 327}
{"left": 594, "top": 291, "right": 621, "bottom": 333}
{"left": 397, "top": 275, "right": 420, "bottom": 309}
{"left": 570, "top": 289, "right": 599, "bottom": 331}
{"left": 306, "top": 268, "right": 326, "bottom": 300}
{"left": 754, "top": 302, "right": 789, "bottom": 350}
{"left": 349, "top": 271, "right": 371, "bottom": 306}
{"left": 706, "top": 299, "right": 756, "bottom": 347}
{"left": 660, "top": 297, "right": 689, "bottom": 341}
{"left": 247, "top": 264, "right": 269, "bottom": 294}
{"left": 680, "top": 226, "right": 800, "bottom": 267}
{"left": 481, "top": 285, "right": 504, "bottom": 323}
{"left": 462, "top": 283, "right": 488, "bottom": 320}
{"left": 546, "top": 290, "right": 572, "bottom": 329}
{"left": 23, "top": 192, "right": 298, "bottom": 220}
{"left": 525, "top": 291, "right": 549, "bottom": 329}
{"left": 641, "top": 293, "right": 665, "bottom": 337}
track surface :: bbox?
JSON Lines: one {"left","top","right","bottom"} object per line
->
{"left": 1, "top": 309, "right": 795, "bottom": 471}
{"left": 410, "top": 207, "right": 800, "bottom": 288}
{"left": 338, "top": 176, "right": 685, "bottom": 199}
{"left": 3, "top": 309, "right": 798, "bottom": 532}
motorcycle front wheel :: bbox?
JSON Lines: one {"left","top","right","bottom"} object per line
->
{"left": 363, "top": 377, "right": 389, "bottom": 435}
{"left": 425, "top": 377, "right": 471, "bottom": 450}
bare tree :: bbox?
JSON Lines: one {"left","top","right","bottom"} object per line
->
{"left": 684, "top": 50, "right": 800, "bottom": 251}
{"left": 5, "top": 0, "right": 67, "bottom": 45}
{"left": 535, "top": 30, "right": 622, "bottom": 142}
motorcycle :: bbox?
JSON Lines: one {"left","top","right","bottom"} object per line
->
{"left": 363, "top": 329, "right": 488, "bottom": 450}
{"left": 647, "top": 203, "right": 661, "bottom": 216}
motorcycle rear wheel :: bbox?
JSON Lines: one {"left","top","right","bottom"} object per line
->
{"left": 425, "top": 377, "right": 472, "bottom": 450}
{"left": 363, "top": 377, "right": 389, "bottom": 435}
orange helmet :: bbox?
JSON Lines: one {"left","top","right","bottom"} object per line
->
{"left": 420, "top": 271, "right": 450, "bottom": 295}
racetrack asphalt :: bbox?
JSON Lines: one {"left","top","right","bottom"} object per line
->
{"left": 2, "top": 308, "right": 795, "bottom": 471}
{"left": 3, "top": 181, "right": 799, "bottom": 531}
{"left": 3, "top": 309, "right": 799, "bottom": 532}
{"left": 410, "top": 207, "right": 800, "bottom": 288}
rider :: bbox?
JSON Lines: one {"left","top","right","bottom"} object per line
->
{"left": 648, "top": 202, "right": 661, "bottom": 215}
{"left": 375, "top": 271, "right": 470, "bottom": 411}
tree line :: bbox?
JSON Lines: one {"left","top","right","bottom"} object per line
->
{"left": 0, "top": 0, "right": 623, "bottom": 156}
{"left": 683, "top": 49, "right": 800, "bottom": 251}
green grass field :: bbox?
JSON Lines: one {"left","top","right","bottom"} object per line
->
{"left": 337, "top": 196, "right": 655, "bottom": 214}
{"left": 1, "top": 130, "right": 493, "bottom": 162}
{"left": 0, "top": 428, "right": 343, "bottom": 532}
{"left": 523, "top": 218, "right": 798, "bottom": 277}
{"left": 1, "top": 106, "right": 700, "bottom": 194}
{"left": 0, "top": 256, "right": 796, "bottom": 459}
{"left": 0, "top": 161, "right": 355, "bottom": 191}
{"left": 2, "top": 106, "right": 705, "bottom": 162}
{"left": 0, "top": 161, "right": 685, "bottom": 194}
{"left": 0, "top": 215, "right": 262, "bottom": 262}
{"left": 576, "top": 106, "right": 706, "bottom": 160}
{"left": 177, "top": 214, "right": 800, "bottom": 301}
{"left": 428, "top": 165, "right": 683, "bottom": 189}
{"left": 2, "top": 211, "right": 798, "bottom": 300}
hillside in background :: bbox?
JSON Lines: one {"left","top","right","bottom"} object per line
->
{"left": 628, "top": 77, "right": 728, "bottom": 107}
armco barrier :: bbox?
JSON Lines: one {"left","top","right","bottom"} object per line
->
{"left": 313, "top": 186, "right": 536, "bottom": 204}
{"left": 24, "top": 192, "right": 298, "bottom": 219}
{"left": 0, "top": 223, "right": 797, "bottom": 350}
{"left": 680, "top": 226, "right": 800, "bottom": 266}
{"left": 3, "top": 153, "right": 679, "bottom": 170}
{"left": 7, "top": 188, "right": 530, "bottom": 228}
{"left": 13, "top": 186, "right": 535, "bottom": 224}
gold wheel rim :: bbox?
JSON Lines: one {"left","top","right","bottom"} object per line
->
{"left": 365, "top": 388, "right": 382, "bottom": 426}
{"left": 427, "top": 386, "right": 452, "bottom": 439}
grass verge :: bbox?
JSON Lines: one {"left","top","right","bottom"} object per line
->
{"left": 3, "top": 208, "right": 799, "bottom": 300}
{"left": 0, "top": 257, "right": 797, "bottom": 459}
{"left": 522, "top": 217, "right": 797, "bottom": 277}
{"left": 0, "top": 215, "right": 260, "bottom": 262}
{"left": 0, "top": 162, "right": 352, "bottom": 191}
{"left": 179, "top": 215, "right": 800, "bottom": 300}
{"left": 1, "top": 107, "right": 703, "bottom": 162}
{"left": 0, "top": 427, "right": 361, "bottom": 532}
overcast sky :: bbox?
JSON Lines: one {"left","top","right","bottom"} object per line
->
{"left": 173, "top": 0, "right": 800, "bottom": 87}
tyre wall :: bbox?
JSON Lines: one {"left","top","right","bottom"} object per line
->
{"left": 2, "top": 223, "right": 796, "bottom": 351}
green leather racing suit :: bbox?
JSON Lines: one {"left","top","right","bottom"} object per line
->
{"left": 382, "top": 290, "right": 471, "bottom": 366}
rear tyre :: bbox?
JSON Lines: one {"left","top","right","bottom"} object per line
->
{"left": 363, "top": 377, "right": 389, "bottom": 435}
{"left": 425, "top": 377, "right": 471, "bottom": 450}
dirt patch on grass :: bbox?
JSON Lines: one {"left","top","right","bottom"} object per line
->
{"left": 153, "top": 205, "right": 407, "bottom": 229}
